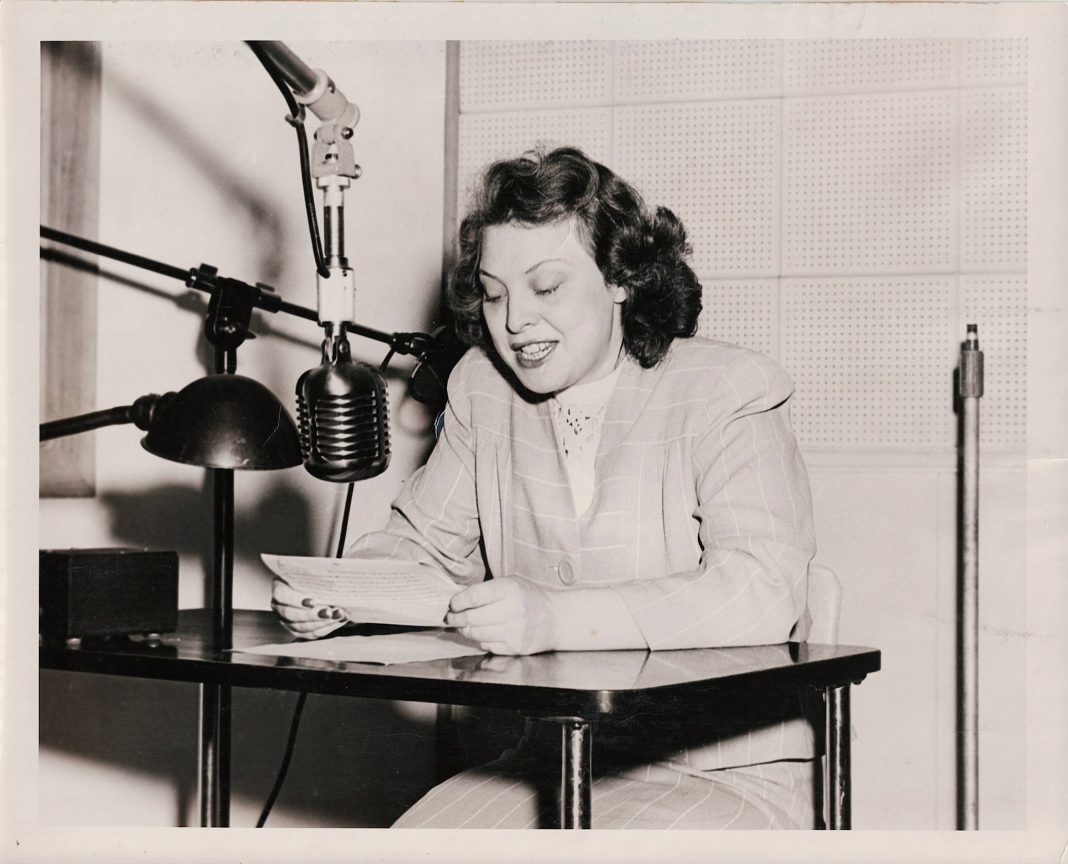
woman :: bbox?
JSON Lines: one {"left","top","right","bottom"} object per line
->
{"left": 273, "top": 147, "right": 818, "bottom": 828}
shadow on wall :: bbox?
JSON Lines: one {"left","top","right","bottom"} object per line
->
{"left": 38, "top": 672, "right": 445, "bottom": 827}
{"left": 102, "top": 49, "right": 289, "bottom": 286}
{"left": 97, "top": 478, "right": 315, "bottom": 597}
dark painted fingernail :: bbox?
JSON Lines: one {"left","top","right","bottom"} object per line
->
{"left": 302, "top": 598, "right": 315, "bottom": 608}
{"left": 317, "top": 608, "right": 330, "bottom": 619}
{"left": 331, "top": 609, "right": 344, "bottom": 620}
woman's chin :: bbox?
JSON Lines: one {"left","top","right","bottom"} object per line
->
{"left": 511, "top": 363, "right": 560, "bottom": 395}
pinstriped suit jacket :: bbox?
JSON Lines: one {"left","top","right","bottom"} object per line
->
{"left": 348, "top": 336, "right": 818, "bottom": 770}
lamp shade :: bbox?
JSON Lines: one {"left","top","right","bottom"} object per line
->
{"left": 142, "top": 374, "right": 302, "bottom": 470}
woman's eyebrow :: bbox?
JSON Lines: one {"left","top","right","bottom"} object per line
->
{"left": 524, "top": 257, "right": 567, "bottom": 275}
{"left": 479, "top": 258, "right": 568, "bottom": 284}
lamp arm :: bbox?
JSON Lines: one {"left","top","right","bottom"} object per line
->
{"left": 40, "top": 393, "right": 169, "bottom": 442}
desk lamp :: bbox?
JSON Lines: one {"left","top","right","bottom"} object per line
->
{"left": 40, "top": 269, "right": 304, "bottom": 827}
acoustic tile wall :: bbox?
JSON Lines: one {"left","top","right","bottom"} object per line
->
{"left": 456, "top": 40, "right": 1027, "bottom": 456}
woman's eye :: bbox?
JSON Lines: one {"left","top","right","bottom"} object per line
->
{"left": 482, "top": 293, "right": 503, "bottom": 305}
{"left": 534, "top": 283, "right": 561, "bottom": 297}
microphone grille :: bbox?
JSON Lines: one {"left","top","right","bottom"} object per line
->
{"left": 297, "top": 359, "right": 391, "bottom": 482}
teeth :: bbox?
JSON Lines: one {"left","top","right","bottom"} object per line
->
{"left": 518, "top": 342, "right": 553, "bottom": 360}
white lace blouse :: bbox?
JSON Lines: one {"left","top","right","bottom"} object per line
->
{"left": 547, "top": 363, "right": 624, "bottom": 517}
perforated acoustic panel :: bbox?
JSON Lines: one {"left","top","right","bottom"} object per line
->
{"left": 962, "top": 39, "right": 1027, "bottom": 86}
{"left": 459, "top": 42, "right": 613, "bottom": 113}
{"left": 961, "top": 87, "right": 1027, "bottom": 272}
{"left": 615, "top": 101, "right": 779, "bottom": 276}
{"left": 456, "top": 109, "right": 612, "bottom": 217}
{"left": 615, "top": 41, "right": 780, "bottom": 103}
{"left": 784, "top": 40, "right": 957, "bottom": 95}
{"left": 782, "top": 277, "right": 956, "bottom": 450}
{"left": 783, "top": 90, "right": 957, "bottom": 275}
{"left": 959, "top": 275, "right": 1027, "bottom": 449}
{"left": 697, "top": 279, "right": 778, "bottom": 361}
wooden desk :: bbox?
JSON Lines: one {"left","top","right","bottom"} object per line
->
{"left": 40, "top": 609, "right": 880, "bottom": 829}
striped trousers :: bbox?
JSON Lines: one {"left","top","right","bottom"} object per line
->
{"left": 393, "top": 744, "right": 816, "bottom": 829}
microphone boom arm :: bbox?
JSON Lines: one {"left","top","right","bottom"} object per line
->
{"left": 39, "top": 226, "right": 433, "bottom": 360}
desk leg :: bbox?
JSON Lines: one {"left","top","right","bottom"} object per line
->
{"left": 199, "top": 683, "right": 231, "bottom": 827}
{"left": 559, "top": 719, "right": 592, "bottom": 829}
{"left": 826, "top": 684, "right": 851, "bottom": 829}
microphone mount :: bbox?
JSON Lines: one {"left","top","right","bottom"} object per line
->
{"left": 247, "top": 41, "right": 363, "bottom": 358}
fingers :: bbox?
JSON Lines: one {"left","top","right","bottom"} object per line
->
{"left": 448, "top": 579, "right": 508, "bottom": 613}
{"left": 446, "top": 578, "right": 553, "bottom": 654}
{"left": 271, "top": 599, "right": 346, "bottom": 625}
{"left": 445, "top": 598, "right": 509, "bottom": 629}
{"left": 456, "top": 622, "right": 527, "bottom": 655}
{"left": 465, "top": 634, "right": 520, "bottom": 656}
{"left": 272, "top": 579, "right": 312, "bottom": 609}
{"left": 281, "top": 617, "right": 348, "bottom": 640}
{"left": 271, "top": 577, "right": 348, "bottom": 638}
{"left": 462, "top": 622, "right": 512, "bottom": 645}
{"left": 271, "top": 600, "right": 336, "bottom": 621}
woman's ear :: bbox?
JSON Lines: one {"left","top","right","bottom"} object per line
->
{"left": 609, "top": 283, "right": 628, "bottom": 304}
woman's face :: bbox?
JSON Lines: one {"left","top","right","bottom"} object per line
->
{"left": 478, "top": 218, "right": 626, "bottom": 395}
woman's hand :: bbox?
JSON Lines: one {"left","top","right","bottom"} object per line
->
{"left": 271, "top": 578, "right": 349, "bottom": 640}
{"left": 445, "top": 577, "right": 558, "bottom": 655}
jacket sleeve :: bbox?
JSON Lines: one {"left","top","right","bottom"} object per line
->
{"left": 611, "top": 351, "right": 816, "bottom": 650}
{"left": 343, "top": 352, "right": 486, "bottom": 587}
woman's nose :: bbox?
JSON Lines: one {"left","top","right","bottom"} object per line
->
{"left": 505, "top": 294, "right": 536, "bottom": 334}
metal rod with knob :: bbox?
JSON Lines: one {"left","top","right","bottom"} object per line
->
{"left": 958, "top": 323, "right": 983, "bottom": 830}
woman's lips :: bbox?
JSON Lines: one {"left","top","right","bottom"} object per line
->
{"left": 514, "top": 341, "right": 556, "bottom": 368}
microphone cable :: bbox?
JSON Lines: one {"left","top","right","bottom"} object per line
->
{"left": 246, "top": 42, "right": 330, "bottom": 279}
{"left": 255, "top": 353, "right": 388, "bottom": 826}
{"left": 254, "top": 480, "right": 354, "bottom": 828}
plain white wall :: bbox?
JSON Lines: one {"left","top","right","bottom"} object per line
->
{"left": 38, "top": 40, "right": 449, "bottom": 827}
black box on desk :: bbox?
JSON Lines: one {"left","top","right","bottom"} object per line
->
{"left": 39, "top": 548, "right": 179, "bottom": 639}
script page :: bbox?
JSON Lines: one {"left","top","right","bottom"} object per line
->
{"left": 262, "top": 554, "right": 460, "bottom": 627}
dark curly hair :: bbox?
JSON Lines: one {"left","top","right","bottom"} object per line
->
{"left": 447, "top": 147, "right": 702, "bottom": 368}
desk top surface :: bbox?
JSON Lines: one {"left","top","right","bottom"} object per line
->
{"left": 40, "top": 609, "right": 880, "bottom": 717}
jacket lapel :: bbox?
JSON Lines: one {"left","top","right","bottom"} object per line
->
{"left": 509, "top": 389, "right": 577, "bottom": 538}
{"left": 597, "top": 354, "right": 663, "bottom": 458}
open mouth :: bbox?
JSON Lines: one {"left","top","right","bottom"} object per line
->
{"left": 514, "top": 341, "right": 555, "bottom": 367}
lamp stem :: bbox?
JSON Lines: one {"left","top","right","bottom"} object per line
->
{"left": 211, "top": 346, "right": 236, "bottom": 650}
{"left": 213, "top": 468, "right": 235, "bottom": 650}
{"left": 201, "top": 347, "right": 234, "bottom": 826}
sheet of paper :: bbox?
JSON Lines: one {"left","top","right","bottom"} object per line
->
{"left": 237, "top": 629, "right": 486, "bottom": 665}
{"left": 261, "top": 553, "right": 460, "bottom": 627}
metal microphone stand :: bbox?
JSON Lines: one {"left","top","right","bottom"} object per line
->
{"left": 958, "top": 324, "right": 984, "bottom": 830}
